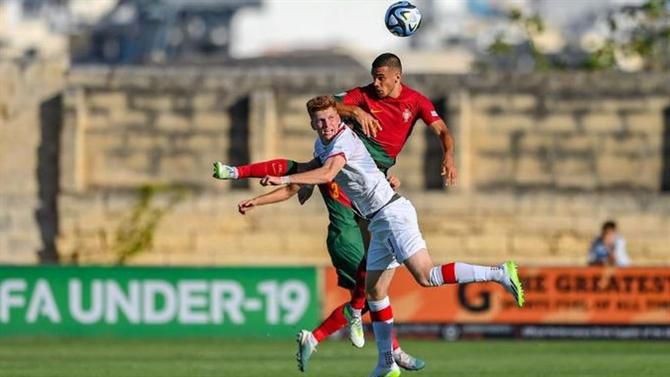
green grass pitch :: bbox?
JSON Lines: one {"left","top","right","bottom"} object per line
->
{"left": 1, "top": 338, "right": 669, "bottom": 377}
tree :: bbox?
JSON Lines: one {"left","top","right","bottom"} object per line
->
{"left": 488, "top": 0, "right": 670, "bottom": 71}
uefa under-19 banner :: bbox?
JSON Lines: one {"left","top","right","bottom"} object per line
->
{"left": 0, "top": 266, "right": 318, "bottom": 337}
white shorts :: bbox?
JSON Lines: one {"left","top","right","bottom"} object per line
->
{"left": 366, "top": 197, "right": 427, "bottom": 271}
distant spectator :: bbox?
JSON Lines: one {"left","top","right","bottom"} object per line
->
{"left": 588, "top": 221, "right": 631, "bottom": 267}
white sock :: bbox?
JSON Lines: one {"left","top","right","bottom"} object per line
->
{"left": 429, "top": 266, "right": 444, "bottom": 286}
{"left": 307, "top": 331, "right": 318, "bottom": 346}
{"left": 455, "top": 262, "right": 504, "bottom": 283}
{"left": 368, "top": 297, "right": 394, "bottom": 368}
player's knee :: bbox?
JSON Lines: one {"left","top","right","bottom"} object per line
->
{"left": 414, "top": 275, "right": 432, "bottom": 287}
{"left": 408, "top": 267, "right": 432, "bottom": 287}
{"left": 366, "top": 285, "right": 387, "bottom": 301}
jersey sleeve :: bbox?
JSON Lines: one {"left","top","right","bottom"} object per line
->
{"left": 417, "top": 94, "right": 442, "bottom": 125}
{"left": 337, "top": 87, "right": 365, "bottom": 106}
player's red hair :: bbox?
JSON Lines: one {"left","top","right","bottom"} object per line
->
{"left": 306, "top": 95, "right": 337, "bottom": 116}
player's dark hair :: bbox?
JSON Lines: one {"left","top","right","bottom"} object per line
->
{"left": 372, "top": 53, "right": 402, "bottom": 73}
{"left": 602, "top": 220, "right": 617, "bottom": 233}
{"left": 306, "top": 95, "right": 337, "bottom": 116}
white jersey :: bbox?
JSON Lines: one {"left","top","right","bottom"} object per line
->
{"left": 314, "top": 124, "right": 396, "bottom": 218}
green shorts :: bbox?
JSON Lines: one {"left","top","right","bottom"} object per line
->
{"left": 319, "top": 184, "right": 366, "bottom": 289}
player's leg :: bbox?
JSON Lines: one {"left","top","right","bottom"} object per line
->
{"left": 212, "top": 159, "right": 298, "bottom": 179}
{"left": 343, "top": 258, "right": 425, "bottom": 371}
{"left": 342, "top": 258, "right": 366, "bottom": 346}
{"left": 296, "top": 221, "right": 364, "bottom": 372}
{"left": 389, "top": 198, "right": 524, "bottom": 306}
{"left": 350, "top": 214, "right": 425, "bottom": 371}
{"left": 366, "top": 268, "right": 400, "bottom": 377}
{"left": 405, "top": 253, "right": 524, "bottom": 307}
{"left": 366, "top": 228, "right": 403, "bottom": 377}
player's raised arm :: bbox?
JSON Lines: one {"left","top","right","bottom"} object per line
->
{"left": 261, "top": 155, "right": 345, "bottom": 186}
{"left": 427, "top": 119, "right": 457, "bottom": 187}
{"left": 237, "top": 184, "right": 301, "bottom": 215}
{"left": 335, "top": 102, "right": 381, "bottom": 138}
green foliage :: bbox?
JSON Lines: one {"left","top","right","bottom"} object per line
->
{"left": 489, "top": 0, "right": 670, "bottom": 71}
{"left": 111, "top": 184, "right": 188, "bottom": 264}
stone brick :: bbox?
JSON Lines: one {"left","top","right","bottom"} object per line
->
{"left": 625, "top": 113, "right": 664, "bottom": 133}
{"left": 88, "top": 92, "right": 127, "bottom": 110}
{"left": 555, "top": 134, "right": 596, "bottom": 154}
{"left": 419, "top": 217, "right": 471, "bottom": 235}
{"left": 131, "top": 95, "right": 172, "bottom": 111}
{"left": 110, "top": 110, "right": 150, "bottom": 126}
{"left": 465, "top": 233, "right": 509, "bottom": 256}
{"left": 555, "top": 233, "right": 589, "bottom": 258}
{"left": 156, "top": 113, "right": 191, "bottom": 131}
{"left": 285, "top": 233, "right": 326, "bottom": 255}
{"left": 554, "top": 158, "right": 597, "bottom": 189}
{"left": 191, "top": 94, "right": 218, "bottom": 110}
{"left": 514, "top": 156, "right": 553, "bottom": 185}
{"left": 193, "top": 112, "right": 230, "bottom": 131}
{"left": 538, "top": 114, "right": 576, "bottom": 132}
{"left": 280, "top": 113, "right": 308, "bottom": 131}
{"left": 473, "top": 156, "right": 513, "bottom": 187}
{"left": 120, "top": 250, "right": 169, "bottom": 265}
{"left": 473, "top": 131, "right": 511, "bottom": 153}
{"left": 601, "top": 98, "right": 648, "bottom": 112}
{"left": 595, "top": 155, "right": 638, "bottom": 187}
{"left": 582, "top": 113, "right": 623, "bottom": 132}
{"left": 425, "top": 234, "right": 467, "bottom": 262}
{"left": 511, "top": 234, "right": 552, "bottom": 257}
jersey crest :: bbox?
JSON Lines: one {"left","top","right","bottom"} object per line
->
{"left": 402, "top": 108, "right": 412, "bottom": 122}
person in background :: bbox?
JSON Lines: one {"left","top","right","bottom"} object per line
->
{"left": 588, "top": 220, "right": 631, "bottom": 267}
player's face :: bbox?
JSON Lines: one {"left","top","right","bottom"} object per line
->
{"left": 311, "top": 106, "right": 341, "bottom": 141}
{"left": 371, "top": 66, "right": 401, "bottom": 98}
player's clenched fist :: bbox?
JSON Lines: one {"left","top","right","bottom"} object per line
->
{"left": 260, "top": 175, "right": 288, "bottom": 186}
{"left": 237, "top": 199, "right": 257, "bottom": 215}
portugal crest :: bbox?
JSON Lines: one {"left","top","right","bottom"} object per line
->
{"left": 402, "top": 108, "right": 411, "bottom": 122}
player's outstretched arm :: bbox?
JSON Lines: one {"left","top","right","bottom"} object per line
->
{"left": 237, "top": 184, "right": 301, "bottom": 215}
{"left": 428, "top": 119, "right": 457, "bottom": 187}
{"left": 261, "top": 156, "right": 345, "bottom": 186}
{"left": 335, "top": 102, "right": 381, "bottom": 137}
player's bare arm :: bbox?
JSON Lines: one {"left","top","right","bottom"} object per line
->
{"left": 261, "top": 155, "right": 346, "bottom": 186}
{"left": 335, "top": 102, "right": 381, "bottom": 138}
{"left": 387, "top": 174, "right": 401, "bottom": 189}
{"left": 237, "top": 184, "right": 301, "bottom": 215}
{"left": 428, "top": 119, "right": 457, "bottom": 186}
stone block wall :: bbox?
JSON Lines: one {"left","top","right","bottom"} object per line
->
{"left": 0, "top": 55, "right": 67, "bottom": 264}
{"left": 5, "top": 65, "right": 670, "bottom": 266}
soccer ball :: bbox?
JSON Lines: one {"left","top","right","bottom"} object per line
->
{"left": 384, "top": 1, "right": 422, "bottom": 37}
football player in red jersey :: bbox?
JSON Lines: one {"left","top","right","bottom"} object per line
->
{"left": 213, "top": 53, "right": 455, "bottom": 372}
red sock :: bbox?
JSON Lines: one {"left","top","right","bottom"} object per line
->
{"left": 312, "top": 303, "right": 348, "bottom": 342}
{"left": 236, "top": 159, "right": 294, "bottom": 178}
{"left": 441, "top": 262, "right": 457, "bottom": 284}
{"left": 350, "top": 260, "right": 367, "bottom": 310}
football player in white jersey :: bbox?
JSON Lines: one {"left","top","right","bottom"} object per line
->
{"left": 260, "top": 96, "right": 525, "bottom": 377}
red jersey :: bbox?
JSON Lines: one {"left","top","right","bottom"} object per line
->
{"left": 340, "top": 83, "right": 441, "bottom": 170}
